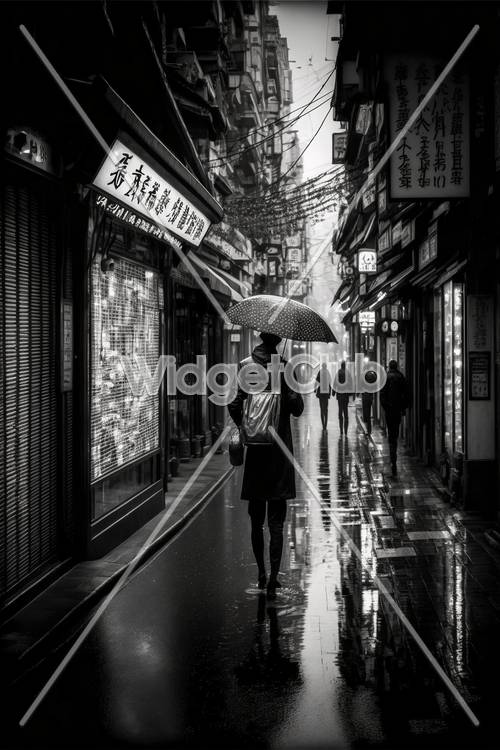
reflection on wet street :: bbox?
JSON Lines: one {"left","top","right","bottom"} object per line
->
{"left": 10, "top": 397, "right": 500, "bottom": 749}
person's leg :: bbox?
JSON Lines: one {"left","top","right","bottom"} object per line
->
{"left": 338, "top": 400, "right": 343, "bottom": 433}
{"left": 267, "top": 499, "right": 287, "bottom": 594}
{"left": 248, "top": 499, "right": 267, "bottom": 586}
{"left": 343, "top": 401, "right": 349, "bottom": 434}
{"left": 386, "top": 416, "right": 400, "bottom": 473}
{"left": 320, "top": 400, "right": 328, "bottom": 429}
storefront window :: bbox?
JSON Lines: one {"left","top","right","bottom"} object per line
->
{"left": 433, "top": 292, "right": 443, "bottom": 462}
{"left": 441, "top": 281, "right": 464, "bottom": 456}
{"left": 443, "top": 282, "right": 453, "bottom": 453}
{"left": 453, "top": 284, "right": 464, "bottom": 452}
{"left": 90, "top": 253, "right": 160, "bottom": 517}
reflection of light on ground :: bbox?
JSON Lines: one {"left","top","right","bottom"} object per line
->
{"left": 453, "top": 540, "right": 465, "bottom": 672}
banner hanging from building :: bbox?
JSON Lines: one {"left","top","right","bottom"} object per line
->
{"left": 93, "top": 140, "right": 211, "bottom": 246}
{"left": 385, "top": 56, "right": 470, "bottom": 199}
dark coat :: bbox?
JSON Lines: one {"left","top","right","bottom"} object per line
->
{"left": 380, "top": 368, "right": 409, "bottom": 417}
{"left": 333, "top": 368, "right": 354, "bottom": 404}
{"left": 227, "top": 343, "right": 304, "bottom": 501}
{"left": 315, "top": 370, "right": 332, "bottom": 399}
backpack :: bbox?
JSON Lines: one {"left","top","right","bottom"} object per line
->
{"left": 241, "top": 391, "right": 281, "bottom": 445}
{"left": 239, "top": 355, "right": 281, "bottom": 445}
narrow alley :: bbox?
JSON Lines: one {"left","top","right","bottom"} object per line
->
{"left": 5, "top": 396, "right": 500, "bottom": 750}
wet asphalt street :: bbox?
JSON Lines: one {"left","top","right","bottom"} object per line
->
{"left": 5, "top": 396, "right": 500, "bottom": 750}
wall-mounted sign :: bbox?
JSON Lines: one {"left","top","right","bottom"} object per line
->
{"left": 287, "top": 247, "right": 302, "bottom": 263}
{"left": 378, "top": 227, "right": 392, "bottom": 254}
{"left": 358, "top": 249, "right": 377, "bottom": 274}
{"left": 95, "top": 193, "right": 182, "bottom": 248}
{"left": 93, "top": 139, "right": 211, "bottom": 246}
{"left": 467, "top": 294, "right": 494, "bottom": 460}
{"left": 355, "top": 103, "right": 373, "bottom": 135}
{"left": 378, "top": 188, "right": 387, "bottom": 214}
{"left": 6, "top": 127, "right": 59, "bottom": 175}
{"left": 332, "top": 131, "right": 347, "bottom": 163}
{"left": 392, "top": 221, "right": 402, "bottom": 245}
{"left": 61, "top": 300, "right": 73, "bottom": 392}
{"left": 468, "top": 295, "right": 493, "bottom": 350}
{"left": 387, "top": 337, "right": 398, "bottom": 365}
{"left": 386, "top": 56, "right": 470, "bottom": 199}
{"left": 268, "top": 258, "right": 279, "bottom": 277}
{"left": 469, "top": 351, "right": 490, "bottom": 400}
{"left": 204, "top": 221, "right": 251, "bottom": 262}
{"left": 361, "top": 182, "right": 376, "bottom": 210}
{"left": 359, "top": 311, "right": 375, "bottom": 330}
{"left": 401, "top": 219, "right": 415, "bottom": 248}
{"left": 285, "top": 233, "right": 301, "bottom": 248}
{"left": 398, "top": 341, "right": 406, "bottom": 375}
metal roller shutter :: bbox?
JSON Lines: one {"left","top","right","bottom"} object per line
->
{"left": 1, "top": 178, "right": 58, "bottom": 597}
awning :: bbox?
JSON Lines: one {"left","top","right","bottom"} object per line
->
{"left": 331, "top": 279, "right": 354, "bottom": 305}
{"left": 366, "top": 269, "right": 393, "bottom": 296}
{"left": 388, "top": 265, "right": 414, "bottom": 292}
{"left": 204, "top": 220, "right": 253, "bottom": 261}
{"left": 215, "top": 267, "right": 251, "bottom": 298}
{"left": 351, "top": 213, "right": 376, "bottom": 252}
{"left": 186, "top": 252, "right": 242, "bottom": 302}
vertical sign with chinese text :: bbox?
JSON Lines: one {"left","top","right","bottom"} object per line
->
{"left": 386, "top": 56, "right": 470, "bottom": 199}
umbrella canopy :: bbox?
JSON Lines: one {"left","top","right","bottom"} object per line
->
{"left": 226, "top": 294, "right": 338, "bottom": 343}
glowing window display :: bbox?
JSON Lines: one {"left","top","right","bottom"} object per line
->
{"left": 90, "top": 254, "right": 160, "bottom": 492}
{"left": 442, "top": 281, "right": 464, "bottom": 455}
{"left": 443, "top": 282, "right": 453, "bottom": 452}
{"left": 433, "top": 291, "right": 442, "bottom": 463}
{"left": 453, "top": 285, "right": 464, "bottom": 452}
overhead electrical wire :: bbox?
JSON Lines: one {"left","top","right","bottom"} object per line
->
{"left": 266, "top": 105, "right": 334, "bottom": 193}
{"left": 204, "top": 88, "right": 333, "bottom": 157}
{"left": 203, "top": 66, "right": 336, "bottom": 166}
{"left": 204, "top": 94, "right": 333, "bottom": 167}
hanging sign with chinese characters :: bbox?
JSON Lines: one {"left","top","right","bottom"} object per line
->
{"left": 332, "top": 131, "right": 347, "bottom": 163}
{"left": 357, "top": 249, "right": 377, "bottom": 274}
{"left": 385, "top": 56, "right": 470, "bottom": 199}
{"left": 93, "top": 140, "right": 211, "bottom": 247}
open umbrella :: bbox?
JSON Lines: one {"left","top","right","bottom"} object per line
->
{"left": 226, "top": 294, "right": 337, "bottom": 343}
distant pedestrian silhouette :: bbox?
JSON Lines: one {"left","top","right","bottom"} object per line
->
{"left": 315, "top": 362, "right": 332, "bottom": 430}
{"left": 333, "top": 361, "right": 355, "bottom": 436}
{"left": 380, "top": 360, "right": 409, "bottom": 477}
{"left": 361, "top": 369, "right": 377, "bottom": 436}
{"left": 228, "top": 332, "right": 304, "bottom": 598}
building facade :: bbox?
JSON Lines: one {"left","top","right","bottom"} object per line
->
{"left": 327, "top": 1, "right": 500, "bottom": 519}
{"left": 0, "top": 0, "right": 296, "bottom": 609}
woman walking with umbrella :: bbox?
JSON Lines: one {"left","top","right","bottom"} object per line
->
{"left": 228, "top": 332, "right": 303, "bottom": 597}
{"left": 226, "top": 295, "right": 337, "bottom": 598}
